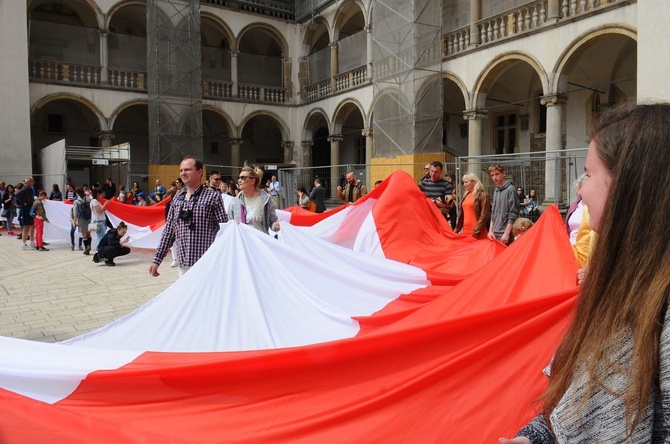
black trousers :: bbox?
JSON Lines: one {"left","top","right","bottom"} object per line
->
{"left": 99, "top": 246, "right": 130, "bottom": 261}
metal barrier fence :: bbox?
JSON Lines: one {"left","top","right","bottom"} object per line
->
{"left": 278, "top": 148, "right": 587, "bottom": 210}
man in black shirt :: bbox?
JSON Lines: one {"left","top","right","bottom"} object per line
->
{"left": 102, "top": 178, "right": 116, "bottom": 200}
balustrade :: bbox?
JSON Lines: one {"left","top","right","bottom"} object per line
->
{"left": 203, "top": 80, "right": 233, "bottom": 99}
{"left": 334, "top": 66, "right": 367, "bottom": 92}
{"left": 238, "top": 83, "right": 286, "bottom": 103}
{"left": 108, "top": 68, "right": 146, "bottom": 90}
{"left": 305, "top": 79, "right": 331, "bottom": 101}
{"left": 30, "top": 59, "right": 101, "bottom": 85}
{"left": 443, "top": 0, "right": 626, "bottom": 56}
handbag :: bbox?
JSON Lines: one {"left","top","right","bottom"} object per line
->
{"left": 307, "top": 200, "right": 317, "bottom": 212}
{"left": 88, "top": 222, "right": 98, "bottom": 232}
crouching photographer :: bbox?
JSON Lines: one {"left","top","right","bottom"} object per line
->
{"left": 93, "top": 221, "right": 130, "bottom": 266}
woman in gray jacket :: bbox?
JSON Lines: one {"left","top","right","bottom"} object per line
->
{"left": 228, "top": 165, "right": 280, "bottom": 234}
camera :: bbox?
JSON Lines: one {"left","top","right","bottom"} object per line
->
{"left": 179, "top": 209, "right": 193, "bottom": 220}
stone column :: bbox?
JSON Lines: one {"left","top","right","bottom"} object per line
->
{"left": 366, "top": 24, "right": 373, "bottom": 81}
{"left": 281, "top": 140, "right": 294, "bottom": 164}
{"left": 98, "top": 131, "right": 115, "bottom": 147}
{"left": 547, "top": 0, "right": 561, "bottom": 22}
{"left": 541, "top": 94, "right": 567, "bottom": 205}
{"left": 328, "top": 134, "right": 343, "bottom": 197}
{"left": 469, "top": 0, "right": 482, "bottom": 46}
{"left": 330, "top": 42, "right": 338, "bottom": 92}
{"left": 301, "top": 140, "right": 314, "bottom": 168}
{"left": 463, "top": 109, "right": 488, "bottom": 172}
{"left": 362, "top": 128, "right": 373, "bottom": 186}
{"left": 228, "top": 138, "right": 243, "bottom": 176}
{"left": 231, "top": 50, "right": 239, "bottom": 98}
{"left": 99, "top": 28, "right": 110, "bottom": 83}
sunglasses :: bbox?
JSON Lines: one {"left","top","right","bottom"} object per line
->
{"left": 212, "top": 178, "right": 222, "bottom": 182}
{"left": 238, "top": 176, "right": 253, "bottom": 181}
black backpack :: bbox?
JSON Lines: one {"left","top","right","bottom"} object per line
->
{"left": 78, "top": 199, "right": 92, "bottom": 220}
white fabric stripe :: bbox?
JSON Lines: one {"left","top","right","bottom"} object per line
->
{"left": 0, "top": 336, "right": 141, "bottom": 404}
{"left": 63, "top": 222, "right": 428, "bottom": 352}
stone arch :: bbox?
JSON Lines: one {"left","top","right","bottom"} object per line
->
{"left": 303, "top": 108, "right": 330, "bottom": 170}
{"left": 200, "top": 11, "right": 236, "bottom": 48}
{"left": 237, "top": 23, "right": 289, "bottom": 58}
{"left": 332, "top": 0, "right": 366, "bottom": 41}
{"left": 110, "top": 101, "right": 149, "bottom": 170}
{"left": 202, "top": 105, "right": 236, "bottom": 138}
{"left": 332, "top": 98, "right": 366, "bottom": 133}
{"left": 472, "top": 51, "right": 549, "bottom": 109}
{"left": 28, "top": 0, "right": 103, "bottom": 28}
{"left": 552, "top": 24, "right": 637, "bottom": 93}
{"left": 332, "top": 98, "right": 366, "bottom": 165}
{"left": 240, "top": 110, "right": 289, "bottom": 141}
{"left": 201, "top": 13, "right": 236, "bottom": 83}
{"left": 443, "top": 72, "right": 469, "bottom": 105}
{"left": 303, "top": 107, "right": 331, "bottom": 139}
{"left": 238, "top": 111, "right": 289, "bottom": 165}
{"left": 32, "top": 93, "right": 107, "bottom": 130}
{"left": 443, "top": 72, "right": 470, "bottom": 156}
{"left": 106, "top": 0, "right": 145, "bottom": 28}
{"left": 303, "top": 16, "right": 332, "bottom": 53}
{"left": 202, "top": 105, "right": 236, "bottom": 168}
{"left": 109, "top": 98, "right": 148, "bottom": 129}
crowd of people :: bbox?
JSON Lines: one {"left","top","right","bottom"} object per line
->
{"left": 418, "top": 160, "right": 543, "bottom": 245}
{"left": 0, "top": 177, "right": 132, "bottom": 265}
{"left": 1, "top": 103, "right": 669, "bottom": 441}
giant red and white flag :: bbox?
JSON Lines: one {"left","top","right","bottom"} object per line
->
{"left": 0, "top": 172, "right": 579, "bottom": 442}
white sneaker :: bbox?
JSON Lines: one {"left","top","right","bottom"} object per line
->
{"left": 21, "top": 244, "right": 29, "bottom": 250}
{"left": 29, "top": 243, "right": 36, "bottom": 249}
{"left": 170, "top": 260, "right": 177, "bottom": 268}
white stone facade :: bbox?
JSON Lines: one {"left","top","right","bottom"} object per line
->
{"left": 0, "top": 0, "right": 662, "bottom": 199}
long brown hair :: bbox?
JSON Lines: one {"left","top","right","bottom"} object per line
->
{"left": 543, "top": 103, "right": 670, "bottom": 435}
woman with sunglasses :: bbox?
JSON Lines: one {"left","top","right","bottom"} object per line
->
{"left": 228, "top": 165, "right": 280, "bottom": 234}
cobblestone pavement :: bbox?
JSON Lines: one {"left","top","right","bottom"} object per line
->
{"left": 0, "top": 230, "right": 178, "bottom": 343}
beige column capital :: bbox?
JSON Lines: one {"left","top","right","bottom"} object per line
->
{"left": 463, "top": 109, "right": 488, "bottom": 120}
{"left": 540, "top": 94, "right": 567, "bottom": 106}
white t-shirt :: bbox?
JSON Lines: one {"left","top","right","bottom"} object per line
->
{"left": 90, "top": 198, "right": 105, "bottom": 222}
{"left": 244, "top": 195, "right": 264, "bottom": 232}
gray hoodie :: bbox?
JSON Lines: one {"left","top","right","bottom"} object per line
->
{"left": 490, "top": 179, "right": 519, "bottom": 239}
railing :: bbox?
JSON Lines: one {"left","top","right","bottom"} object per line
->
{"left": 203, "top": 79, "right": 234, "bottom": 99}
{"left": 477, "top": 1, "right": 549, "bottom": 45}
{"left": 335, "top": 66, "right": 367, "bottom": 92}
{"left": 443, "top": 0, "right": 630, "bottom": 56}
{"left": 238, "top": 83, "right": 286, "bottom": 103}
{"left": 443, "top": 27, "right": 471, "bottom": 56}
{"left": 30, "top": 59, "right": 101, "bottom": 85}
{"left": 108, "top": 68, "right": 146, "bottom": 90}
{"left": 202, "top": 0, "right": 295, "bottom": 20}
{"left": 305, "top": 79, "right": 331, "bottom": 101}
{"left": 561, "top": 0, "right": 614, "bottom": 18}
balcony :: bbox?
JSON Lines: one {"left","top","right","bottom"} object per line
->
{"left": 443, "top": 0, "right": 633, "bottom": 57}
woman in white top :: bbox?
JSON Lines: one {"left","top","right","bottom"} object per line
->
{"left": 90, "top": 188, "right": 110, "bottom": 250}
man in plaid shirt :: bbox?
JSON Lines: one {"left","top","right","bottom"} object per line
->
{"left": 150, "top": 156, "right": 228, "bottom": 277}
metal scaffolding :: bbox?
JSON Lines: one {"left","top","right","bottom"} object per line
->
{"left": 372, "top": 0, "right": 443, "bottom": 158}
{"left": 147, "top": 0, "right": 203, "bottom": 165}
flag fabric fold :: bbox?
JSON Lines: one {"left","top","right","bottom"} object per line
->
{"left": 0, "top": 171, "right": 581, "bottom": 442}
